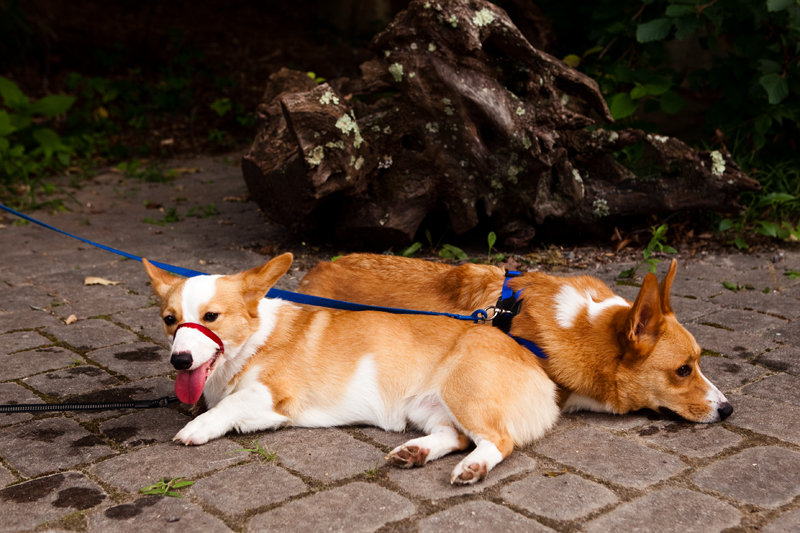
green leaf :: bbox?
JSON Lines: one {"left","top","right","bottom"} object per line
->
{"left": 759, "top": 74, "right": 789, "bottom": 105}
{"left": 0, "top": 110, "right": 16, "bottom": 137}
{"left": 754, "top": 114, "right": 773, "bottom": 135}
{"left": 767, "top": 0, "right": 795, "bottom": 12}
{"left": 28, "top": 95, "right": 76, "bottom": 117}
{"left": 487, "top": 231, "right": 497, "bottom": 249}
{"left": 636, "top": 18, "right": 673, "bottom": 43}
{"left": 665, "top": 5, "right": 695, "bottom": 17}
{"left": 618, "top": 268, "right": 634, "bottom": 279}
{"left": 645, "top": 79, "right": 672, "bottom": 96}
{"left": 722, "top": 281, "right": 738, "bottom": 291}
{"left": 439, "top": 244, "right": 468, "bottom": 261}
{"left": 733, "top": 236, "right": 749, "bottom": 249}
{"left": 33, "top": 128, "right": 62, "bottom": 158}
{"left": 785, "top": 270, "right": 800, "bottom": 279}
{"left": 662, "top": 245, "right": 677, "bottom": 254}
{"left": 718, "top": 219, "right": 735, "bottom": 232}
{"left": 0, "top": 76, "right": 29, "bottom": 109}
{"left": 609, "top": 93, "right": 638, "bottom": 120}
{"left": 400, "top": 242, "right": 422, "bottom": 257}
{"left": 674, "top": 16, "right": 701, "bottom": 40}
{"left": 756, "top": 192, "right": 796, "bottom": 207}
{"left": 172, "top": 480, "right": 195, "bottom": 488}
{"left": 630, "top": 85, "right": 648, "bottom": 100}
{"left": 659, "top": 90, "right": 685, "bottom": 114}
{"left": 756, "top": 221, "right": 779, "bottom": 237}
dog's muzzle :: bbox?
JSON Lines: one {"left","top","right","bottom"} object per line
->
{"left": 173, "top": 323, "right": 225, "bottom": 367}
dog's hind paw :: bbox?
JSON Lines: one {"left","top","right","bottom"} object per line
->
{"left": 387, "top": 444, "right": 429, "bottom": 468}
{"left": 450, "top": 461, "right": 488, "bottom": 485}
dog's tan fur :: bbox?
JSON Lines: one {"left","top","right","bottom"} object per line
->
{"left": 144, "top": 254, "right": 559, "bottom": 484}
{"left": 299, "top": 254, "right": 731, "bottom": 423}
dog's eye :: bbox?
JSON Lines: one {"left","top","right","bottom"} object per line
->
{"left": 676, "top": 365, "right": 692, "bottom": 377}
{"left": 203, "top": 312, "right": 219, "bottom": 322}
{"left": 163, "top": 315, "right": 176, "bottom": 326}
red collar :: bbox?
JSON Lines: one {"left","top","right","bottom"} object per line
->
{"left": 175, "top": 322, "right": 224, "bottom": 354}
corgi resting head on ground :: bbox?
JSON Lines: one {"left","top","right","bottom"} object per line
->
{"left": 299, "top": 255, "right": 732, "bottom": 424}
{"left": 143, "top": 254, "right": 559, "bottom": 484}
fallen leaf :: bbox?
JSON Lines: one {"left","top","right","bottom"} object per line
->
{"left": 160, "top": 138, "right": 175, "bottom": 146}
{"left": 543, "top": 469, "right": 568, "bottom": 477}
{"left": 615, "top": 238, "right": 632, "bottom": 252}
{"left": 65, "top": 314, "right": 78, "bottom": 324}
{"left": 171, "top": 167, "right": 202, "bottom": 175}
{"left": 84, "top": 277, "right": 120, "bottom": 286}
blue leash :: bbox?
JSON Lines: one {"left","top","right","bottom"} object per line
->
{"left": 0, "top": 203, "right": 487, "bottom": 323}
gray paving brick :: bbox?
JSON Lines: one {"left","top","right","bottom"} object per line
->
{"left": 0, "top": 331, "right": 51, "bottom": 355}
{"left": 0, "top": 417, "right": 114, "bottom": 476}
{"left": 86, "top": 341, "right": 170, "bottom": 379}
{"left": 635, "top": 420, "right": 741, "bottom": 458}
{"left": 0, "top": 346, "right": 80, "bottom": 382}
{"left": 700, "top": 356, "right": 768, "bottom": 392}
{"left": 0, "top": 464, "right": 14, "bottom": 487}
{"left": 687, "top": 323, "right": 775, "bottom": 358}
{"left": 535, "top": 427, "right": 686, "bottom": 489}
{"left": 111, "top": 307, "right": 168, "bottom": 347}
{"left": 0, "top": 472, "right": 107, "bottom": 533}
{"left": 357, "top": 426, "right": 426, "bottom": 450}
{"left": 0, "top": 382, "right": 40, "bottom": 426}
{"left": 692, "top": 446, "right": 800, "bottom": 508}
{"left": 43, "top": 318, "right": 139, "bottom": 352}
{"left": 583, "top": 487, "right": 740, "bottom": 533}
{"left": 573, "top": 410, "right": 652, "bottom": 431}
{"left": 99, "top": 408, "right": 190, "bottom": 447}
{"left": 387, "top": 449, "right": 536, "bottom": 501}
{"left": 711, "top": 289, "right": 800, "bottom": 320}
{"left": 50, "top": 288, "right": 150, "bottom": 321}
{"left": 258, "top": 427, "right": 383, "bottom": 483}
{"left": 764, "top": 508, "right": 800, "bottom": 533}
{"left": 0, "top": 309, "right": 62, "bottom": 333}
{"left": 0, "top": 284, "right": 56, "bottom": 314}
{"left": 23, "top": 365, "right": 120, "bottom": 398}
{"left": 700, "top": 308, "right": 787, "bottom": 335}
{"left": 756, "top": 345, "right": 800, "bottom": 375}
{"left": 64, "top": 376, "right": 176, "bottom": 422}
{"left": 743, "top": 373, "right": 800, "bottom": 405}
{"left": 420, "top": 501, "right": 554, "bottom": 533}
{"left": 769, "top": 320, "right": 800, "bottom": 347}
{"left": 669, "top": 295, "right": 720, "bottom": 322}
{"left": 727, "top": 393, "right": 800, "bottom": 445}
{"left": 247, "top": 482, "right": 414, "bottom": 533}
{"left": 500, "top": 472, "right": 617, "bottom": 521}
{"left": 192, "top": 461, "right": 307, "bottom": 514}
{"left": 91, "top": 438, "right": 242, "bottom": 493}
{"left": 89, "top": 495, "right": 233, "bottom": 532}
{"left": 670, "top": 277, "right": 728, "bottom": 299}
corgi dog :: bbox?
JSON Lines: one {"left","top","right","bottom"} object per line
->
{"left": 299, "top": 255, "right": 733, "bottom": 423}
{"left": 143, "top": 254, "right": 559, "bottom": 484}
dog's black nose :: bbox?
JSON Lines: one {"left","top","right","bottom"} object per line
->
{"left": 718, "top": 402, "right": 733, "bottom": 420}
{"left": 171, "top": 351, "right": 193, "bottom": 370}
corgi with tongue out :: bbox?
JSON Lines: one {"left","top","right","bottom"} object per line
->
{"left": 142, "top": 253, "right": 559, "bottom": 485}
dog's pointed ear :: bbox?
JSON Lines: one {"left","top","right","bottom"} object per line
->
{"left": 625, "top": 273, "right": 664, "bottom": 355}
{"left": 142, "top": 258, "right": 180, "bottom": 300}
{"left": 658, "top": 258, "right": 678, "bottom": 314}
{"left": 241, "top": 253, "right": 294, "bottom": 308}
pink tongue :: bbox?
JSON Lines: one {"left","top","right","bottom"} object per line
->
{"left": 174, "top": 359, "right": 213, "bottom": 404}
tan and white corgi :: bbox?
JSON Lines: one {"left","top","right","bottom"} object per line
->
{"left": 143, "top": 254, "right": 559, "bottom": 484}
{"left": 299, "top": 255, "right": 733, "bottom": 423}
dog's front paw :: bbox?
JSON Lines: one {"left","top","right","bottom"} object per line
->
{"left": 386, "top": 445, "right": 429, "bottom": 468}
{"left": 450, "top": 461, "right": 488, "bottom": 485}
{"left": 173, "top": 418, "right": 218, "bottom": 445}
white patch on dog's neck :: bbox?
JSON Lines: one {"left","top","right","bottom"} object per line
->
{"left": 555, "top": 286, "right": 629, "bottom": 329}
{"left": 203, "top": 297, "right": 288, "bottom": 408}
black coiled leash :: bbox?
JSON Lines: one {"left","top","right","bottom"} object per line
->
{"left": 0, "top": 396, "right": 179, "bottom": 413}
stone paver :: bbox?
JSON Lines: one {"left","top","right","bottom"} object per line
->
{"left": 500, "top": 472, "right": 617, "bottom": 521}
{"left": 0, "top": 472, "right": 107, "bottom": 533}
{"left": 258, "top": 427, "right": 384, "bottom": 483}
{"left": 192, "top": 461, "right": 307, "bottom": 514}
{"left": 248, "top": 482, "right": 414, "bottom": 533}
{"left": 420, "top": 501, "right": 554, "bottom": 533}
{"left": 535, "top": 427, "right": 686, "bottom": 488}
{"left": 583, "top": 487, "right": 740, "bottom": 533}
{"left": 89, "top": 496, "right": 232, "bottom": 532}
{"left": 0, "top": 157, "right": 798, "bottom": 531}
{"left": 0, "top": 417, "right": 114, "bottom": 476}
{"left": 635, "top": 420, "right": 742, "bottom": 458}
{"left": 91, "top": 439, "right": 242, "bottom": 493}
{"left": 764, "top": 508, "right": 800, "bottom": 533}
{"left": 727, "top": 394, "right": 800, "bottom": 445}
{"left": 692, "top": 447, "right": 800, "bottom": 508}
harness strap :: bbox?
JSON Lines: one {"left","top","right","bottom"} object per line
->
{"left": 492, "top": 271, "right": 549, "bottom": 360}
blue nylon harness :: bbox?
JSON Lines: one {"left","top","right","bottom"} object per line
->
{"left": 0, "top": 203, "right": 546, "bottom": 358}
{"left": 493, "top": 273, "right": 548, "bottom": 360}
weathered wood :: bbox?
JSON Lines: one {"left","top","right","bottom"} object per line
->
{"left": 242, "top": 0, "right": 759, "bottom": 248}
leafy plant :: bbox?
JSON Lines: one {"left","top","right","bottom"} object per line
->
{"left": 786, "top": 270, "right": 800, "bottom": 280}
{"left": 486, "top": 231, "right": 505, "bottom": 263}
{"left": 439, "top": 244, "right": 468, "bottom": 261}
{"left": 400, "top": 242, "right": 422, "bottom": 257}
{"left": 143, "top": 207, "right": 180, "bottom": 226}
{"left": 187, "top": 203, "right": 220, "bottom": 218}
{"left": 138, "top": 477, "right": 194, "bottom": 498}
{"left": 365, "top": 460, "right": 380, "bottom": 478}
{"left": 210, "top": 97, "right": 232, "bottom": 117}
{"left": 117, "top": 159, "right": 177, "bottom": 183}
{"left": 619, "top": 224, "right": 676, "bottom": 279}
{"left": 228, "top": 439, "right": 278, "bottom": 461}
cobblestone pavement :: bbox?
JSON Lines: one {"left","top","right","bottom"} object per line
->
{"left": 1, "top": 156, "right": 799, "bottom": 532}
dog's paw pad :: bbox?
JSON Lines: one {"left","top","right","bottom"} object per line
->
{"left": 387, "top": 444, "right": 429, "bottom": 468}
{"left": 451, "top": 462, "right": 488, "bottom": 485}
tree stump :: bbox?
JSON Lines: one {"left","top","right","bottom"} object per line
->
{"left": 243, "top": 0, "right": 759, "bottom": 248}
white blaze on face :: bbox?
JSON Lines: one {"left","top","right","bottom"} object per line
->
{"left": 699, "top": 366, "right": 729, "bottom": 422}
{"left": 555, "top": 286, "right": 629, "bottom": 329}
{"left": 172, "top": 327, "right": 220, "bottom": 370}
